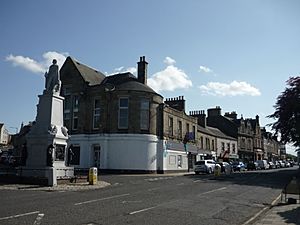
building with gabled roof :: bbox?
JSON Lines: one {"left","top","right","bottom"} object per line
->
{"left": 206, "top": 107, "right": 255, "bottom": 162}
{"left": 190, "top": 110, "right": 238, "bottom": 162}
{"left": 59, "top": 56, "right": 198, "bottom": 173}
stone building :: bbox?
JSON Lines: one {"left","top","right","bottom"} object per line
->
{"left": 206, "top": 107, "right": 255, "bottom": 162}
{"left": 190, "top": 110, "right": 238, "bottom": 162}
{"left": 261, "top": 128, "right": 280, "bottom": 161}
{"left": 60, "top": 56, "right": 198, "bottom": 173}
{"left": 246, "top": 116, "right": 263, "bottom": 161}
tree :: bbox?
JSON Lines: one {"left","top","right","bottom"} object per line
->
{"left": 268, "top": 77, "right": 300, "bottom": 148}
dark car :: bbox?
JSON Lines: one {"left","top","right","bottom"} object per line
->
{"left": 246, "top": 161, "right": 258, "bottom": 170}
{"left": 231, "top": 161, "right": 246, "bottom": 172}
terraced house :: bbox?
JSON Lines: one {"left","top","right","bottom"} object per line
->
{"left": 206, "top": 107, "right": 256, "bottom": 162}
{"left": 190, "top": 110, "right": 238, "bottom": 162}
{"left": 60, "top": 56, "right": 198, "bottom": 173}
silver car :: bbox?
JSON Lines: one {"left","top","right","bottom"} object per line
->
{"left": 194, "top": 160, "right": 216, "bottom": 174}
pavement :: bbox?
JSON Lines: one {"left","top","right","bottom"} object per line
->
{"left": 0, "top": 180, "right": 111, "bottom": 191}
{"left": 253, "top": 169, "right": 300, "bottom": 225}
{"left": 254, "top": 202, "right": 300, "bottom": 225}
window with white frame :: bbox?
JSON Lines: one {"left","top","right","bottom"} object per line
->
{"left": 227, "top": 143, "right": 230, "bottom": 151}
{"left": 140, "top": 99, "right": 149, "bottom": 130}
{"left": 93, "top": 99, "right": 101, "bottom": 129}
{"left": 118, "top": 97, "right": 128, "bottom": 129}
{"left": 232, "top": 143, "right": 236, "bottom": 153}
{"left": 221, "top": 142, "right": 225, "bottom": 151}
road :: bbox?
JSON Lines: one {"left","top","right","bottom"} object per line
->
{"left": 0, "top": 166, "right": 298, "bottom": 225}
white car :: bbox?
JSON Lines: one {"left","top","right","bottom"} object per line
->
{"left": 256, "top": 160, "right": 269, "bottom": 170}
{"left": 194, "top": 160, "right": 216, "bottom": 174}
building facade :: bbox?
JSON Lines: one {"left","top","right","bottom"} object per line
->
{"left": 60, "top": 56, "right": 198, "bottom": 173}
{"left": 190, "top": 110, "right": 238, "bottom": 162}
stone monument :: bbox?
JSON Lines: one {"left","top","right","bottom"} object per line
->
{"left": 24, "top": 59, "right": 74, "bottom": 186}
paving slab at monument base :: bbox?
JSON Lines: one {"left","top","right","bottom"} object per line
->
{"left": 19, "top": 166, "right": 74, "bottom": 186}
{"left": 0, "top": 180, "right": 110, "bottom": 191}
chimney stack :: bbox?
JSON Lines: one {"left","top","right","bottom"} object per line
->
{"left": 137, "top": 56, "right": 148, "bottom": 85}
{"left": 190, "top": 110, "right": 206, "bottom": 127}
{"left": 164, "top": 96, "right": 185, "bottom": 112}
{"left": 207, "top": 106, "right": 222, "bottom": 117}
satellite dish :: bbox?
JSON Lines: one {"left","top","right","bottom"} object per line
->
{"left": 104, "top": 83, "right": 115, "bottom": 92}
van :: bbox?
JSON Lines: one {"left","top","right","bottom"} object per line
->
{"left": 256, "top": 160, "right": 269, "bottom": 170}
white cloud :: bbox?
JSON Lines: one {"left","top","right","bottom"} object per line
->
{"left": 148, "top": 64, "right": 192, "bottom": 92}
{"left": 6, "top": 55, "right": 45, "bottom": 74}
{"left": 112, "top": 66, "right": 137, "bottom": 75}
{"left": 114, "top": 66, "right": 124, "bottom": 72}
{"left": 6, "top": 51, "right": 68, "bottom": 74}
{"left": 199, "top": 80, "right": 261, "bottom": 96}
{"left": 164, "top": 56, "right": 176, "bottom": 65}
{"left": 199, "top": 65, "right": 213, "bottom": 73}
{"left": 126, "top": 67, "right": 137, "bottom": 74}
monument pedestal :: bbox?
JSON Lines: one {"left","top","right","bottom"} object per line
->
{"left": 24, "top": 92, "right": 74, "bottom": 186}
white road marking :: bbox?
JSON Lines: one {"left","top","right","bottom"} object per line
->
{"left": 148, "top": 187, "right": 160, "bottom": 191}
{"left": 33, "top": 213, "right": 44, "bottom": 225}
{"left": 122, "top": 200, "right": 142, "bottom": 204}
{"left": 0, "top": 211, "right": 40, "bottom": 221}
{"left": 193, "top": 180, "right": 202, "bottom": 183}
{"left": 145, "top": 177, "right": 173, "bottom": 182}
{"left": 74, "top": 193, "right": 130, "bottom": 206}
{"left": 176, "top": 183, "right": 185, "bottom": 186}
{"left": 129, "top": 206, "right": 157, "bottom": 215}
{"left": 197, "top": 187, "right": 227, "bottom": 197}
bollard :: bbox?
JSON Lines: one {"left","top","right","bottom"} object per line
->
{"left": 214, "top": 164, "right": 221, "bottom": 177}
{"left": 89, "top": 167, "right": 97, "bottom": 185}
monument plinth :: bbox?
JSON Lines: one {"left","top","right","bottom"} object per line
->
{"left": 23, "top": 59, "right": 74, "bottom": 186}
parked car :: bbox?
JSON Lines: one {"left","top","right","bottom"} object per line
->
{"left": 256, "top": 160, "right": 269, "bottom": 170}
{"left": 268, "top": 161, "right": 276, "bottom": 169}
{"left": 194, "top": 160, "right": 216, "bottom": 174}
{"left": 231, "top": 161, "right": 246, "bottom": 172}
{"left": 274, "top": 161, "right": 280, "bottom": 168}
{"left": 246, "top": 161, "right": 259, "bottom": 170}
{"left": 278, "top": 160, "right": 285, "bottom": 168}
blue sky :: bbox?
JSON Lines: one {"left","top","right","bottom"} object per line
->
{"left": 1, "top": 1, "right": 299, "bottom": 154}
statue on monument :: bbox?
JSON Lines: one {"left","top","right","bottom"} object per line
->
{"left": 46, "top": 144, "right": 54, "bottom": 167}
{"left": 45, "top": 59, "right": 61, "bottom": 94}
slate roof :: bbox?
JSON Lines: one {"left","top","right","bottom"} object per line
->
{"left": 197, "top": 125, "right": 236, "bottom": 141}
{"left": 207, "top": 126, "right": 236, "bottom": 141}
{"left": 62, "top": 57, "right": 160, "bottom": 95}
{"left": 101, "top": 72, "right": 158, "bottom": 94}
{"left": 68, "top": 57, "right": 106, "bottom": 86}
